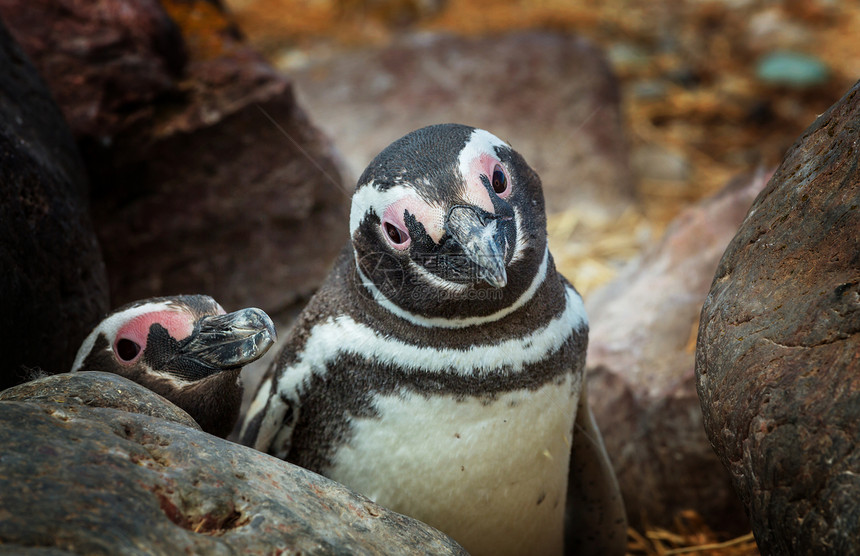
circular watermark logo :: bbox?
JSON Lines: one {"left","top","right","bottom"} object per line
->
{"left": 353, "top": 251, "right": 405, "bottom": 301}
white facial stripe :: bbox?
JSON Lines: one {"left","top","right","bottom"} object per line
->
{"left": 275, "top": 285, "right": 585, "bottom": 412}
{"left": 356, "top": 245, "right": 550, "bottom": 329}
{"left": 71, "top": 301, "right": 176, "bottom": 372}
{"left": 457, "top": 129, "right": 510, "bottom": 186}
{"left": 406, "top": 259, "right": 470, "bottom": 294}
{"left": 146, "top": 371, "right": 198, "bottom": 386}
{"left": 509, "top": 206, "right": 529, "bottom": 264}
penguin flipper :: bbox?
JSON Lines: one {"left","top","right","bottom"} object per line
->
{"left": 239, "top": 364, "right": 293, "bottom": 457}
{"left": 564, "top": 381, "right": 627, "bottom": 556}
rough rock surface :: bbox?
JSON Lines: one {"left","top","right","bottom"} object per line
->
{"left": 0, "top": 0, "right": 349, "bottom": 315}
{"left": 0, "top": 372, "right": 200, "bottom": 430}
{"left": 290, "top": 31, "right": 634, "bottom": 215}
{"left": 0, "top": 373, "right": 466, "bottom": 555}
{"left": 0, "top": 19, "right": 109, "bottom": 390}
{"left": 696, "top": 80, "right": 860, "bottom": 553}
{"left": 586, "top": 170, "right": 771, "bottom": 532}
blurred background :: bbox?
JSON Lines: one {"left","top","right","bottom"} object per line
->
{"left": 224, "top": 0, "right": 858, "bottom": 294}
{"left": 1, "top": 1, "right": 856, "bottom": 554}
{"left": 216, "top": 2, "right": 858, "bottom": 553}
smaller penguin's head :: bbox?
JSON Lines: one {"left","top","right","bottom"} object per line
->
{"left": 72, "top": 295, "right": 276, "bottom": 437}
{"left": 350, "top": 124, "right": 548, "bottom": 319}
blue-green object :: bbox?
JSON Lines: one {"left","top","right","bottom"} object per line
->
{"left": 756, "top": 51, "right": 830, "bottom": 88}
{"left": 607, "top": 43, "right": 652, "bottom": 70}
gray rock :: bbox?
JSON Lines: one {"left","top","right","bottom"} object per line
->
{"left": 0, "top": 19, "right": 109, "bottom": 390}
{"left": 0, "top": 0, "right": 349, "bottom": 316}
{"left": 0, "top": 371, "right": 200, "bottom": 431}
{"left": 290, "top": 31, "right": 635, "bottom": 216}
{"left": 586, "top": 170, "right": 771, "bottom": 532}
{"left": 0, "top": 373, "right": 466, "bottom": 555}
{"left": 696, "top": 80, "right": 860, "bottom": 553}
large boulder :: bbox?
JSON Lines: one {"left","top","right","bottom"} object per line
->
{"left": 696, "top": 80, "right": 860, "bottom": 553}
{"left": 0, "top": 19, "right": 109, "bottom": 390}
{"left": 0, "top": 0, "right": 349, "bottom": 315}
{"left": 0, "top": 372, "right": 466, "bottom": 555}
{"left": 289, "top": 31, "right": 635, "bottom": 216}
{"left": 0, "top": 372, "right": 200, "bottom": 430}
{"left": 586, "top": 170, "right": 770, "bottom": 532}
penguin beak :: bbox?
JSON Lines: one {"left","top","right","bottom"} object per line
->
{"left": 445, "top": 205, "right": 512, "bottom": 288}
{"left": 177, "top": 308, "right": 277, "bottom": 375}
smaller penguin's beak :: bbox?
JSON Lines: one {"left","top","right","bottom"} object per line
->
{"left": 179, "top": 308, "right": 277, "bottom": 374}
{"left": 445, "top": 205, "right": 512, "bottom": 288}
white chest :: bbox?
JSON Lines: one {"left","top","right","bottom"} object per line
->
{"left": 326, "top": 373, "right": 580, "bottom": 556}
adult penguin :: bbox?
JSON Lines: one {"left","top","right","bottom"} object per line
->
{"left": 241, "top": 124, "right": 626, "bottom": 555}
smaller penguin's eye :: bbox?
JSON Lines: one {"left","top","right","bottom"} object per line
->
{"left": 383, "top": 222, "right": 409, "bottom": 246}
{"left": 116, "top": 338, "right": 141, "bottom": 362}
{"left": 491, "top": 165, "right": 508, "bottom": 195}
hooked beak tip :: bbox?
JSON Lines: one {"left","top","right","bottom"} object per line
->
{"left": 445, "top": 205, "right": 512, "bottom": 289}
{"left": 483, "top": 269, "right": 508, "bottom": 288}
{"left": 186, "top": 308, "right": 277, "bottom": 372}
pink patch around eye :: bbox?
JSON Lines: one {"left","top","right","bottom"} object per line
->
{"left": 114, "top": 310, "right": 194, "bottom": 364}
{"left": 381, "top": 201, "right": 412, "bottom": 250}
{"left": 465, "top": 154, "right": 510, "bottom": 209}
{"left": 381, "top": 197, "right": 445, "bottom": 247}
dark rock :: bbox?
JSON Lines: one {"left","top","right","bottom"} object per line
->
{"left": 586, "top": 170, "right": 771, "bottom": 532}
{"left": 0, "top": 372, "right": 200, "bottom": 430}
{"left": 289, "top": 31, "right": 635, "bottom": 216}
{"left": 696, "top": 80, "right": 860, "bottom": 553}
{"left": 0, "top": 377, "right": 466, "bottom": 554}
{"left": 0, "top": 0, "right": 350, "bottom": 315}
{"left": 0, "top": 19, "right": 109, "bottom": 390}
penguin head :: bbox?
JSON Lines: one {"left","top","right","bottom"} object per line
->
{"left": 72, "top": 295, "right": 276, "bottom": 437}
{"left": 350, "top": 124, "right": 548, "bottom": 319}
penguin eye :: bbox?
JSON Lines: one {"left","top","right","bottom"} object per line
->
{"left": 491, "top": 164, "right": 509, "bottom": 196}
{"left": 383, "top": 221, "right": 410, "bottom": 249}
{"left": 116, "top": 338, "right": 141, "bottom": 362}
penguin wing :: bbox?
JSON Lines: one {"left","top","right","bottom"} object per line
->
{"left": 238, "top": 360, "right": 298, "bottom": 458}
{"left": 239, "top": 249, "right": 355, "bottom": 458}
{"left": 564, "top": 381, "right": 628, "bottom": 555}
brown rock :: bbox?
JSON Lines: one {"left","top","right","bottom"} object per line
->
{"left": 586, "top": 170, "right": 771, "bottom": 532}
{"left": 0, "top": 375, "right": 466, "bottom": 554}
{"left": 290, "top": 31, "right": 634, "bottom": 215}
{"left": 696, "top": 80, "right": 860, "bottom": 553}
{"left": 0, "top": 0, "right": 350, "bottom": 315}
{"left": 0, "top": 18, "right": 109, "bottom": 390}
